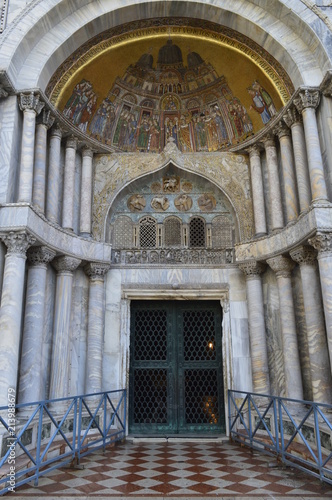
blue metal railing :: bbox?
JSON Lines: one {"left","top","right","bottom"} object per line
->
{"left": 228, "top": 390, "right": 332, "bottom": 484}
{"left": 0, "top": 389, "right": 126, "bottom": 495}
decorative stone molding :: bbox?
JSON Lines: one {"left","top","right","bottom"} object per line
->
{"left": 289, "top": 245, "right": 317, "bottom": 266}
{"left": 66, "top": 135, "right": 78, "bottom": 150}
{"left": 52, "top": 255, "right": 81, "bottom": 274}
{"left": 112, "top": 248, "right": 234, "bottom": 266}
{"left": 19, "top": 92, "right": 44, "bottom": 115}
{"left": 309, "top": 232, "right": 332, "bottom": 255}
{"left": 273, "top": 121, "right": 291, "bottom": 139}
{"left": 27, "top": 246, "right": 56, "bottom": 267}
{"left": 266, "top": 255, "right": 295, "bottom": 277}
{"left": 294, "top": 89, "right": 321, "bottom": 112}
{"left": 37, "top": 108, "right": 55, "bottom": 129}
{"left": 283, "top": 106, "right": 302, "bottom": 128}
{"left": 84, "top": 262, "right": 110, "bottom": 280}
{"left": 238, "top": 260, "right": 266, "bottom": 277}
{"left": 50, "top": 123, "right": 63, "bottom": 139}
{"left": 82, "top": 146, "right": 94, "bottom": 159}
{"left": 0, "top": 231, "right": 36, "bottom": 256}
{"left": 0, "top": 85, "right": 8, "bottom": 99}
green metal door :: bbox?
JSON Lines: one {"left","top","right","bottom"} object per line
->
{"left": 129, "top": 301, "right": 225, "bottom": 435}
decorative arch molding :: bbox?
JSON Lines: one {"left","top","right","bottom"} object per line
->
{"left": 0, "top": 0, "right": 330, "bottom": 90}
{"left": 92, "top": 141, "right": 253, "bottom": 242}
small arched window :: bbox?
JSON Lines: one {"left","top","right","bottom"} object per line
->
{"left": 164, "top": 217, "right": 181, "bottom": 247}
{"left": 139, "top": 217, "right": 157, "bottom": 248}
{"left": 112, "top": 216, "right": 133, "bottom": 248}
{"left": 212, "top": 215, "right": 233, "bottom": 248}
{"left": 189, "top": 217, "right": 205, "bottom": 248}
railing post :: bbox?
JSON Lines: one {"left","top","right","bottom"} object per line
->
{"left": 273, "top": 397, "right": 280, "bottom": 456}
{"left": 313, "top": 403, "right": 323, "bottom": 481}
{"left": 103, "top": 392, "right": 107, "bottom": 451}
{"left": 124, "top": 389, "right": 127, "bottom": 436}
{"left": 278, "top": 398, "right": 285, "bottom": 464}
{"left": 248, "top": 394, "right": 253, "bottom": 447}
{"left": 72, "top": 396, "right": 78, "bottom": 462}
{"left": 34, "top": 403, "right": 44, "bottom": 486}
{"left": 77, "top": 395, "right": 83, "bottom": 464}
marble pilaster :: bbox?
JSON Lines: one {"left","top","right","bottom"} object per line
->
{"left": 62, "top": 137, "right": 78, "bottom": 231}
{"left": 266, "top": 255, "right": 303, "bottom": 400}
{"left": 274, "top": 122, "right": 299, "bottom": 223}
{"left": 309, "top": 233, "right": 332, "bottom": 372}
{"left": 18, "top": 92, "right": 44, "bottom": 203}
{"left": 84, "top": 263, "right": 110, "bottom": 395}
{"left": 46, "top": 124, "right": 63, "bottom": 224}
{"left": 80, "top": 147, "right": 93, "bottom": 237}
{"left": 290, "top": 245, "right": 332, "bottom": 403}
{"left": 283, "top": 107, "right": 311, "bottom": 213}
{"left": 33, "top": 109, "right": 55, "bottom": 213}
{"left": 239, "top": 261, "right": 270, "bottom": 394}
{"left": 294, "top": 89, "right": 328, "bottom": 203}
{"left": 49, "top": 255, "right": 81, "bottom": 404}
{"left": 248, "top": 146, "right": 267, "bottom": 236}
{"left": 18, "top": 246, "right": 56, "bottom": 405}
{"left": 0, "top": 232, "right": 36, "bottom": 406}
{"left": 262, "top": 135, "right": 284, "bottom": 231}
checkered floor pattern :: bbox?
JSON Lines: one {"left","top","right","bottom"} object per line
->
{"left": 17, "top": 441, "right": 332, "bottom": 497}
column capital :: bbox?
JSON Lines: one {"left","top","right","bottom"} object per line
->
{"left": 0, "top": 86, "right": 9, "bottom": 99}
{"left": 0, "top": 231, "right": 36, "bottom": 256}
{"left": 239, "top": 260, "right": 266, "bottom": 278}
{"left": 50, "top": 123, "right": 63, "bottom": 139}
{"left": 52, "top": 255, "right": 81, "bottom": 274}
{"left": 273, "top": 121, "right": 290, "bottom": 139}
{"left": 84, "top": 262, "right": 110, "bottom": 281}
{"left": 19, "top": 92, "right": 44, "bottom": 115}
{"left": 294, "top": 89, "right": 320, "bottom": 113}
{"left": 247, "top": 144, "right": 262, "bottom": 158}
{"left": 37, "top": 108, "right": 55, "bottom": 129}
{"left": 283, "top": 106, "right": 302, "bottom": 128}
{"left": 66, "top": 135, "right": 78, "bottom": 150}
{"left": 261, "top": 133, "right": 275, "bottom": 148}
{"left": 289, "top": 245, "right": 317, "bottom": 266}
{"left": 309, "top": 232, "right": 332, "bottom": 255}
{"left": 267, "top": 255, "right": 295, "bottom": 277}
{"left": 27, "top": 246, "right": 56, "bottom": 267}
{"left": 82, "top": 146, "right": 94, "bottom": 159}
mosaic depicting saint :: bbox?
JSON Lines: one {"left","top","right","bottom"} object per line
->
{"left": 247, "top": 80, "right": 276, "bottom": 125}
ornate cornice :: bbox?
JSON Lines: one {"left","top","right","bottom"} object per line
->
{"left": 294, "top": 89, "right": 320, "bottom": 113}
{"left": 52, "top": 255, "right": 81, "bottom": 274}
{"left": 84, "top": 262, "right": 110, "bottom": 280}
{"left": 266, "top": 255, "right": 295, "bottom": 278}
{"left": 309, "top": 232, "right": 332, "bottom": 255}
{"left": 19, "top": 92, "right": 44, "bottom": 114}
{"left": 283, "top": 106, "right": 302, "bottom": 128}
{"left": 27, "top": 246, "right": 56, "bottom": 267}
{"left": 0, "top": 231, "right": 36, "bottom": 256}
{"left": 289, "top": 245, "right": 317, "bottom": 266}
{"left": 238, "top": 260, "right": 266, "bottom": 278}
{"left": 37, "top": 108, "right": 55, "bottom": 129}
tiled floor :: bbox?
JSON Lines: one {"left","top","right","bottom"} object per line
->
{"left": 16, "top": 440, "right": 332, "bottom": 498}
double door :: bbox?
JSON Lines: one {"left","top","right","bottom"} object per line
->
{"left": 129, "top": 301, "right": 225, "bottom": 435}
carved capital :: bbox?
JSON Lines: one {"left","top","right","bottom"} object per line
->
{"left": 52, "top": 255, "right": 81, "bottom": 274}
{"left": 37, "top": 108, "right": 55, "bottom": 129}
{"left": 82, "top": 146, "right": 94, "bottom": 159}
{"left": 239, "top": 260, "right": 266, "bottom": 278}
{"left": 247, "top": 145, "right": 261, "bottom": 159}
{"left": 50, "top": 123, "right": 63, "bottom": 139}
{"left": 283, "top": 106, "right": 302, "bottom": 128}
{"left": 309, "top": 232, "right": 332, "bottom": 255}
{"left": 289, "top": 245, "right": 317, "bottom": 266}
{"left": 267, "top": 255, "right": 295, "bottom": 278}
{"left": 0, "top": 86, "right": 8, "bottom": 99}
{"left": 261, "top": 133, "right": 275, "bottom": 149}
{"left": 27, "top": 246, "right": 56, "bottom": 267}
{"left": 294, "top": 89, "right": 320, "bottom": 113}
{"left": 273, "top": 121, "right": 290, "bottom": 139}
{"left": 84, "top": 262, "right": 110, "bottom": 281}
{"left": 66, "top": 136, "right": 78, "bottom": 150}
{"left": 19, "top": 92, "right": 44, "bottom": 115}
{"left": 0, "top": 231, "right": 36, "bottom": 256}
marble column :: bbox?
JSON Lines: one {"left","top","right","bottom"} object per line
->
{"left": 18, "top": 246, "right": 56, "bottom": 405}
{"left": 33, "top": 109, "right": 55, "bottom": 213}
{"left": 46, "top": 124, "right": 63, "bottom": 224}
{"left": 309, "top": 233, "right": 332, "bottom": 372}
{"left": 290, "top": 245, "right": 332, "bottom": 403}
{"left": 80, "top": 147, "right": 94, "bottom": 237}
{"left": 0, "top": 232, "right": 35, "bottom": 406}
{"left": 248, "top": 146, "right": 267, "bottom": 236}
{"left": 273, "top": 121, "right": 299, "bottom": 223}
{"left": 294, "top": 89, "right": 328, "bottom": 202}
{"left": 84, "top": 263, "right": 110, "bottom": 395}
{"left": 62, "top": 136, "right": 78, "bottom": 231}
{"left": 239, "top": 261, "right": 270, "bottom": 394}
{"left": 283, "top": 107, "right": 311, "bottom": 213}
{"left": 18, "top": 92, "right": 44, "bottom": 203}
{"left": 49, "top": 256, "right": 81, "bottom": 404}
{"left": 266, "top": 255, "right": 303, "bottom": 400}
{"left": 262, "top": 135, "right": 284, "bottom": 231}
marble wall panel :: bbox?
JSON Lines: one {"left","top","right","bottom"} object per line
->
{"left": 41, "top": 265, "right": 56, "bottom": 401}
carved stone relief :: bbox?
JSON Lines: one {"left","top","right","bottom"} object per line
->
{"left": 127, "top": 194, "right": 146, "bottom": 212}
{"left": 174, "top": 194, "right": 192, "bottom": 211}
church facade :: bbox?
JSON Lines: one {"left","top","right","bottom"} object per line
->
{"left": 1, "top": 0, "right": 332, "bottom": 436}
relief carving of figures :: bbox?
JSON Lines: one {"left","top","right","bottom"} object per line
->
{"left": 151, "top": 196, "right": 169, "bottom": 211}
{"left": 163, "top": 177, "right": 179, "bottom": 192}
{"left": 198, "top": 193, "right": 216, "bottom": 211}
{"left": 128, "top": 194, "right": 146, "bottom": 212}
{"left": 174, "top": 194, "right": 193, "bottom": 211}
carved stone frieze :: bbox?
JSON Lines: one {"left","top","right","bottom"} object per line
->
{"left": 289, "top": 245, "right": 317, "bottom": 266}
{"left": 19, "top": 92, "right": 44, "bottom": 115}
{"left": 294, "top": 89, "right": 320, "bottom": 113}
{"left": 84, "top": 262, "right": 110, "bottom": 280}
{"left": 37, "top": 108, "right": 55, "bottom": 129}
{"left": 0, "top": 231, "right": 36, "bottom": 256}
{"left": 52, "top": 255, "right": 81, "bottom": 273}
{"left": 283, "top": 106, "right": 302, "bottom": 128}
{"left": 93, "top": 151, "right": 253, "bottom": 243}
{"left": 266, "top": 255, "right": 295, "bottom": 277}
{"left": 308, "top": 232, "right": 332, "bottom": 255}
{"left": 238, "top": 260, "right": 266, "bottom": 277}
{"left": 27, "top": 246, "right": 56, "bottom": 266}
{"left": 112, "top": 248, "right": 234, "bottom": 266}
